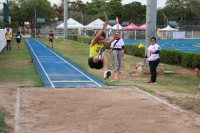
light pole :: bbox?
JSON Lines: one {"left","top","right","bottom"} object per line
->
{"left": 130, "top": 14, "right": 133, "bottom": 23}
{"left": 77, "top": 11, "right": 83, "bottom": 25}
{"left": 104, "top": 11, "right": 108, "bottom": 20}
{"left": 162, "top": 12, "right": 168, "bottom": 26}
{"left": 80, "top": 11, "right": 83, "bottom": 25}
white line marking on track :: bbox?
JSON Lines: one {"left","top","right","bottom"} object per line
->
{"left": 14, "top": 88, "right": 20, "bottom": 133}
{"left": 35, "top": 40, "right": 103, "bottom": 87}
{"left": 52, "top": 80, "right": 93, "bottom": 83}
{"left": 26, "top": 40, "right": 55, "bottom": 88}
{"left": 134, "top": 87, "right": 184, "bottom": 112}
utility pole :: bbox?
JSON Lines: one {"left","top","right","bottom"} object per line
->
{"left": 145, "top": 0, "right": 157, "bottom": 55}
{"left": 64, "top": 0, "right": 68, "bottom": 41}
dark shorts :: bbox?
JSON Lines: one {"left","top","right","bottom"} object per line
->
{"left": 88, "top": 57, "right": 103, "bottom": 69}
{"left": 7, "top": 40, "right": 11, "bottom": 43}
{"left": 49, "top": 39, "right": 53, "bottom": 42}
{"left": 16, "top": 39, "right": 21, "bottom": 43}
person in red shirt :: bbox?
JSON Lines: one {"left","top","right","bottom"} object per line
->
{"left": 48, "top": 31, "right": 54, "bottom": 48}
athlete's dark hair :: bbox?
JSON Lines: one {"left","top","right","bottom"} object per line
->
{"left": 95, "top": 31, "right": 106, "bottom": 38}
{"left": 150, "top": 37, "right": 157, "bottom": 41}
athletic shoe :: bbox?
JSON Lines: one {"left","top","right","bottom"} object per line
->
{"left": 98, "top": 47, "right": 106, "bottom": 60}
{"left": 114, "top": 72, "right": 119, "bottom": 80}
{"left": 147, "top": 80, "right": 156, "bottom": 84}
{"left": 104, "top": 70, "right": 111, "bottom": 80}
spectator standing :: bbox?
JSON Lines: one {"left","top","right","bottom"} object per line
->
{"left": 109, "top": 32, "right": 125, "bottom": 80}
{"left": 144, "top": 37, "right": 161, "bottom": 84}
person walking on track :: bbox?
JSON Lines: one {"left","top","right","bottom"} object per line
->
{"left": 88, "top": 21, "right": 116, "bottom": 80}
{"left": 48, "top": 31, "right": 54, "bottom": 48}
{"left": 109, "top": 32, "right": 124, "bottom": 80}
{"left": 144, "top": 37, "right": 161, "bottom": 84}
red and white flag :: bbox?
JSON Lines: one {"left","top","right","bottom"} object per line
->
{"left": 116, "top": 16, "right": 119, "bottom": 32}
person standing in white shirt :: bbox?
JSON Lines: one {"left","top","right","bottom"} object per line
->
{"left": 144, "top": 37, "right": 161, "bottom": 84}
{"left": 110, "top": 32, "right": 124, "bottom": 80}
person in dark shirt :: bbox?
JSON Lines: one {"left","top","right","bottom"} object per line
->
{"left": 48, "top": 31, "right": 54, "bottom": 48}
{"left": 15, "top": 31, "right": 22, "bottom": 50}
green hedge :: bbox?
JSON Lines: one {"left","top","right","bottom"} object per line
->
{"left": 124, "top": 44, "right": 200, "bottom": 69}
{"left": 68, "top": 34, "right": 92, "bottom": 44}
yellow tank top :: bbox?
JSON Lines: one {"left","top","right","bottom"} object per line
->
{"left": 6, "top": 32, "right": 11, "bottom": 40}
{"left": 89, "top": 43, "right": 104, "bottom": 57}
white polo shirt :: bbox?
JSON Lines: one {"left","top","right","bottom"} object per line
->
{"left": 147, "top": 43, "right": 160, "bottom": 61}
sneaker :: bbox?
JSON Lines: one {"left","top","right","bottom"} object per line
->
{"left": 104, "top": 70, "right": 111, "bottom": 80}
{"left": 147, "top": 80, "right": 156, "bottom": 84}
{"left": 114, "top": 72, "right": 119, "bottom": 80}
{"left": 98, "top": 47, "right": 106, "bottom": 60}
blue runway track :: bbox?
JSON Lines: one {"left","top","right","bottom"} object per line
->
{"left": 25, "top": 39, "right": 106, "bottom": 88}
{"left": 123, "top": 39, "right": 200, "bottom": 52}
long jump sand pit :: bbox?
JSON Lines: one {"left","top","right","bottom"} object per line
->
{"left": 16, "top": 87, "right": 200, "bottom": 133}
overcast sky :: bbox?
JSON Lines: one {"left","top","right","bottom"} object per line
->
{"left": 48, "top": 0, "right": 167, "bottom": 8}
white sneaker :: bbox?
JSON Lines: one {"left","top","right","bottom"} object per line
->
{"left": 98, "top": 47, "right": 106, "bottom": 60}
{"left": 104, "top": 70, "right": 111, "bottom": 80}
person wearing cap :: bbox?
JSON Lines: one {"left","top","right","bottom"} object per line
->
{"left": 48, "top": 31, "right": 54, "bottom": 48}
{"left": 5, "top": 28, "right": 12, "bottom": 51}
{"left": 109, "top": 32, "right": 125, "bottom": 80}
{"left": 88, "top": 21, "right": 116, "bottom": 80}
{"left": 194, "top": 64, "right": 200, "bottom": 91}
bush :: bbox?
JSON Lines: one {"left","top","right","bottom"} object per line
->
{"left": 125, "top": 44, "right": 200, "bottom": 69}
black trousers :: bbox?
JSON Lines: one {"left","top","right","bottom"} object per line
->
{"left": 149, "top": 61, "right": 160, "bottom": 82}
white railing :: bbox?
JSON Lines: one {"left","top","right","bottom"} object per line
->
{"left": 0, "top": 29, "right": 6, "bottom": 53}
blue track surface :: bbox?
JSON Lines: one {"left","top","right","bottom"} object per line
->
{"left": 25, "top": 39, "right": 106, "bottom": 88}
{"left": 124, "top": 39, "right": 200, "bottom": 52}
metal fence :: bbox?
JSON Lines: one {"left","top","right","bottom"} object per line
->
{"left": 15, "top": 20, "right": 200, "bottom": 40}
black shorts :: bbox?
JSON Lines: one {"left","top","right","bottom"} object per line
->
{"left": 49, "top": 39, "right": 53, "bottom": 42}
{"left": 16, "top": 39, "right": 21, "bottom": 43}
{"left": 88, "top": 57, "right": 103, "bottom": 69}
{"left": 7, "top": 40, "right": 11, "bottom": 43}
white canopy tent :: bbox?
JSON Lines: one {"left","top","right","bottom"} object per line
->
{"left": 159, "top": 25, "right": 180, "bottom": 39}
{"left": 159, "top": 25, "right": 178, "bottom": 31}
{"left": 56, "top": 18, "right": 85, "bottom": 29}
{"left": 84, "top": 18, "right": 112, "bottom": 30}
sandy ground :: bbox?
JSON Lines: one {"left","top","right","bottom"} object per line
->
{"left": 1, "top": 86, "right": 197, "bottom": 133}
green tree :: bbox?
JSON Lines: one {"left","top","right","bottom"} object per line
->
{"left": 105, "top": 0, "right": 123, "bottom": 20}
{"left": 121, "top": 2, "right": 146, "bottom": 25}
{"left": 9, "top": 0, "right": 53, "bottom": 28}
{"left": 86, "top": 0, "right": 107, "bottom": 21}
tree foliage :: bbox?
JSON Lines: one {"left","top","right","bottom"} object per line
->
{"left": 7, "top": 0, "right": 200, "bottom": 29}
